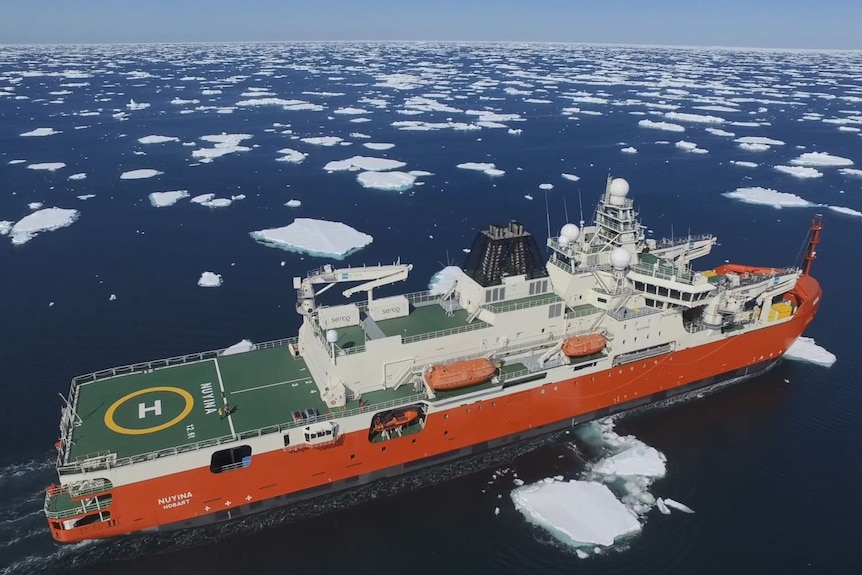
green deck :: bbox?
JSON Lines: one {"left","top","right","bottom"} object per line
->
{"left": 376, "top": 304, "right": 477, "bottom": 338}
{"left": 68, "top": 347, "right": 324, "bottom": 461}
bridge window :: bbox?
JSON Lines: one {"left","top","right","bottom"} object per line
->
{"left": 210, "top": 445, "right": 252, "bottom": 474}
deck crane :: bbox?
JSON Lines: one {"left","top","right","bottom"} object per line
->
{"left": 293, "top": 261, "right": 413, "bottom": 317}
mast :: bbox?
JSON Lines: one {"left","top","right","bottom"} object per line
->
{"left": 802, "top": 214, "right": 823, "bottom": 276}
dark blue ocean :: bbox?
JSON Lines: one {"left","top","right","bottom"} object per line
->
{"left": 1, "top": 43, "right": 859, "bottom": 574}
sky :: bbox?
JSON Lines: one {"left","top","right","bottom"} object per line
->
{"left": 1, "top": 0, "right": 860, "bottom": 50}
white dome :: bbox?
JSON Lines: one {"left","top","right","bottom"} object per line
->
{"left": 326, "top": 329, "right": 339, "bottom": 343}
{"left": 610, "top": 247, "right": 631, "bottom": 270}
{"left": 558, "top": 234, "right": 570, "bottom": 246}
{"left": 560, "top": 223, "right": 580, "bottom": 240}
{"left": 608, "top": 178, "right": 630, "bottom": 197}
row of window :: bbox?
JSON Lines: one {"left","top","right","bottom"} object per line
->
{"left": 632, "top": 280, "right": 709, "bottom": 302}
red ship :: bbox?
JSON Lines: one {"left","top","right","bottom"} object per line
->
{"left": 45, "top": 176, "right": 822, "bottom": 543}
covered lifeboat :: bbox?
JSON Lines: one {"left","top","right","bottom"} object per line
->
{"left": 373, "top": 408, "right": 420, "bottom": 433}
{"left": 561, "top": 333, "right": 606, "bottom": 358}
{"left": 424, "top": 358, "right": 497, "bottom": 391}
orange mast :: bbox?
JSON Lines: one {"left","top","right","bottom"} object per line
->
{"left": 802, "top": 214, "right": 823, "bottom": 276}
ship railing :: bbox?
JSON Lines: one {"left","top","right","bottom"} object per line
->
{"left": 402, "top": 321, "right": 491, "bottom": 345}
{"left": 59, "top": 393, "right": 427, "bottom": 475}
{"left": 653, "top": 234, "right": 713, "bottom": 249}
{"left": 44, "top": 494, "right": 113, "bottom": 520}
{"left": 607, "top": 306, "right": 660, "bottom": 321}
{"left": 629, "top": 261, "right": 699, "bottom": 285}
{"left": 46, "top": 478, "right": 114, "bottom": 498}
{"left": 485, "top": 293, "right": 561, "bottom": 314}
{"left": 565, "top": 305, "right": 603, "bottom": 320}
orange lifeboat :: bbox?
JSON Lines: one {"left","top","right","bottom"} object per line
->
{"left": 561, "top": 333, "right": 606, "bottom": 358}
{"left": 424, "top": 358, "right": 496, "bottom": 391}
{"left": 713, "top": 264, "right": 777, "bottom": 276}
{"left": 373, "top": 409, "right": 420, "bottom": 433}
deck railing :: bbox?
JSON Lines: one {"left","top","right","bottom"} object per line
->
{"left": 485, "top": 293, "right": 561, "bottom": 313}
{"left": 401, "top": 321, "right": 491, "bottom": 345}
{"left": 58, "top": 392, "right": 427, "bottom": 476}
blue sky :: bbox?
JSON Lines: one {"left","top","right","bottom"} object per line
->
{"left": 1, "top": 0, "right": 860, "bottom": 49}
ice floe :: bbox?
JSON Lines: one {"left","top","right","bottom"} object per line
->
{"left": 250, "top": 218, "right": 373, "bottom": 259}
{"left": 27, "top": 162, "right": 65, "bottom": 171}
{"left": 736, "top": 136, "right": 785, "bottom": 146}
{"left": 457, "top": 162, "right": 504, "bottom": 176}
{"left": 126, "top": 99, "right": 149, "bottom": 110}
{"left": 68, "top": 173, "right": 87, "bottom": 180}
{"left": 363, "top": 143, "right": 395, "bottom": 150}
{"left": 301, "top": 136, "right": 343, "bottom": 146}
{"left": 7, "top": 207, "right": 79, "bottom": 245}
{"left": 790, "top": 152, "right": 853, "bottom": 167}
{"left": 428, "top": 266, "right": 463, "bottom": 295}
{"left": 723, "top": 187, "right": 813, "bottom": 208}
{"left": 138, "top": 135, "right": 180, "bottom": 144}
{"left": 324, "top": 156, "right": 406, "bottom": 172}
{"left": 828, "top": 206, "right": 862, "bottom": 218}
{"left": 775, "top": 166, "right": 822, "bottom": 179}
{"left": 562, "top": 173, "right": 580, "bottom": 182}
{"left": 839, "top": 168, "right": 862, "bottom": 178}
{"left": 785, "top": 337, "right": 836, "bottom": 366}
{"left": 665, "top": 112, "right": 724, "bottom": 124}
{"left": 149, "top": 190, "right": 189, "bottom": 207}
{"left": 120, "top": 169, "right": 163, "bottom": 180}
{"left": 357, "top": 171, "right": 416, "bottom": 191}
{"left": 638, "top": 119, "right": 685, "bottom": 132}
{"left": 621, "top": 146, "right": 638, "bottom": 154}
{"left": 705, "top": 128, "right": 735, "bottom": 137}
{"left": 198, "top": 272, "right": 222, "bottom": 288}
{"left": 285, "top": 199, "right": 302, "bottom": 208}
{"left": 193, "top": 133, "right": 252, "bottom": 162}
{"left": 20, "top": 127, "right": 61, "bottom": 137}
{"left": 276, "top": 148, "right": 308, "bottom": 164}
{"left": 730, "top": 161, "right": 758, "bottom": 168}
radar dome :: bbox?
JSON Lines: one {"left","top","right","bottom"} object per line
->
{"left": 609, "top": 178, "right": 630, "bottom": 197}
{"left": 558, "top": 234, "right": 570, "bottom": 246}
{"left": 560, "top": 223, "right": 580, "bottom": 241}
{"left": 326, "top": 329, "right": 339, "bottom": 344}
{"left": 610, "top": 247, "right": 631, "bottom": 270}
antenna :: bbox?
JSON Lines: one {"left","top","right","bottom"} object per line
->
{"left": 544, "top": 189, "right": 551, "bottom": 241}
{"left": 564, "top": 197, "right": 570, "bottom": 223}
{"left": 578, "top": 187, "right": 585, "bottom": 228}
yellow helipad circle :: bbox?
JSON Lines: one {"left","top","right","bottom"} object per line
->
{"left": 104, "top": 386, "right": 194, "bottom": 435}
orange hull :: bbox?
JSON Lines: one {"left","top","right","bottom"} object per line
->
{"left": 48, "top": 275, "right": 820, "bottom": 544}
{"left": 424, "top": 358, "right": 496, "bottom": 391}
{"left": 562, "top": 334, "right": 606, "bottom": 357}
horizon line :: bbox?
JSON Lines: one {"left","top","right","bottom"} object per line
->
{"left": 1, "top": 39, "right": 860, "bottom": 54}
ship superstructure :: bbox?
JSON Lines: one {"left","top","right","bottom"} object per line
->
{"left": 45, "top": 177, "right": 822, "bottom": 542}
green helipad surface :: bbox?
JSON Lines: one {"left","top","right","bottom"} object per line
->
{"left": 67, "top": 346, "right": 326, "bottom": 461}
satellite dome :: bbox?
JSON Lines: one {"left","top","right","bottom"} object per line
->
{"left": 326, "top": 329, "right": 339, "bottom": 343}
{"left": 560, "top": 223, "right": 580, "bottom": 241}
{"left": 558, "top": 234, "right": 570, "bottom": 246}
{"left": 609, "top": 178, "right": 630, "bottom": 197}
{"left": 610, "top": 247, "right": 631, "bottom": 270}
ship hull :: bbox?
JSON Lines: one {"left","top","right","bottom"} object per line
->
{"left": 50, "top": 275, "right": 820, "bottom": 543}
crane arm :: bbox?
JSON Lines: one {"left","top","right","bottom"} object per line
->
{"left": 342, "top": 266, "right": 411, "bottom": 298}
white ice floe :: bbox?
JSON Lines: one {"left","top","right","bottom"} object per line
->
{"left": 27, "top": 162, "right": 66, "bottom": 171}
{"left": 198, "top": 272, "right": 222, "bottom": 288}
{"left": 127, "top": 99, "right": 150, "bottom": 110}
{"left": 357, "top": 171, "right": 416, "bottom": 191}
{"left": 839, "top": 168, "right": 862, "bottom": 178}
{"left": 193, "top": 133, "right": 253, "bottom": 163}
{"left": 68, "top": 173, "right": 87, "bottom": 180}
{"left": 828, "top": 206, "right": 862, "bottom": 218}
{"left": 285, "top": 199, "right": 302, "bottom": 208}
{"left": 77, "top": 194, "right": 95, "bottom": 200}
{"left": 221, "top": 339, "right": 255, "bottom": 355}
{"left": 457, "top": 162, "right": 504, "bottom": 176}
{"left": 8, "top": 159, "right": 26, "bottom": 165}
{"left": 774, "top": 165, "right": 823, "bottom": 179}
{"left": 665, "top": 112, "right": 724, "bottom": 124}
{"left": 28, "top": 202, "right": 43, "bottom": 210}
{"left": 300, "top": 136, "right": 343, "bottom": 146}
{"left": 20, "top": 127, "right": 61, "bottom": 137}
{"left": 324, "top": 156, "right": 406, "bottom": 172}
{"left": 739, "top": 143, "right": 771, "bottom": 152}
{"left": 785, "top": 336, "right": 836, "bottom": 366}
{"left": 149, "top": 190, "right": 189, "bottom": 207}
{"left": 790, "top": 152, "right": 853, "bottom": 167}
{"left": 120, "top": 169, "right": 163, "bottom": 180}
{"left": 8, "top": 207, "right": 79, "bottom": 245}
{"left": 735, "top": 136, "right": 785, "bottom": 146}
{"left": 723, "top": 187, "right": 813, "bottom": 208}
{"left": 201, "top": 198, "right": 232, "bottom": 208}
{"left": 539, "top": 183, "right": 553, "bottom": 190}
{"left": 334, "top": 107, "right": 369, "bottom": 115}
{"left": 663, "top": 499, "right": 696, "bottom": 514}
{"left": 621, "top": 146, "right": 638, "bottom": 154}
{"left": 138, "top": 135, "right": 180, "bottom": 144}
{"left": 638, "top": 119, "right": 685, "bottom": 132}
{"left": 363, "top": 143, "right": 395, "bottom": 150}
{"left": 0, "top": 221, "right": 12, "bottom": 235}
{"left": 511, "top": 479, "right": 641, "bottom": 548}
{"left": 276, "top": 148, "right": 308, "bottom": 164}
{"left": 675, "top": 141, "right": 708, "bottom": 154}
{"left": 428, "top": 266, "right": 463, "bottom": 296}
{"left": 705, "top": 128, "right": 735, "bottom": 137}
{"left": 730, "top": 161, "right": 758, "bottom": 168}
{"left": 562, "top": 173, "right": 580, "bottom": 182}
{"left": 250, "top": 218, "right": 373, "bottom": 259}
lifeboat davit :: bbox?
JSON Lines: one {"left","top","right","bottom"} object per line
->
{"left": 561, "top": 333, "right": 606, "bottom": 358}
{"left": 424, "top": 358, "right": 496, "bottom": 391}
{"left": 373, "top": 409, "right": 420, "bottom": 433}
